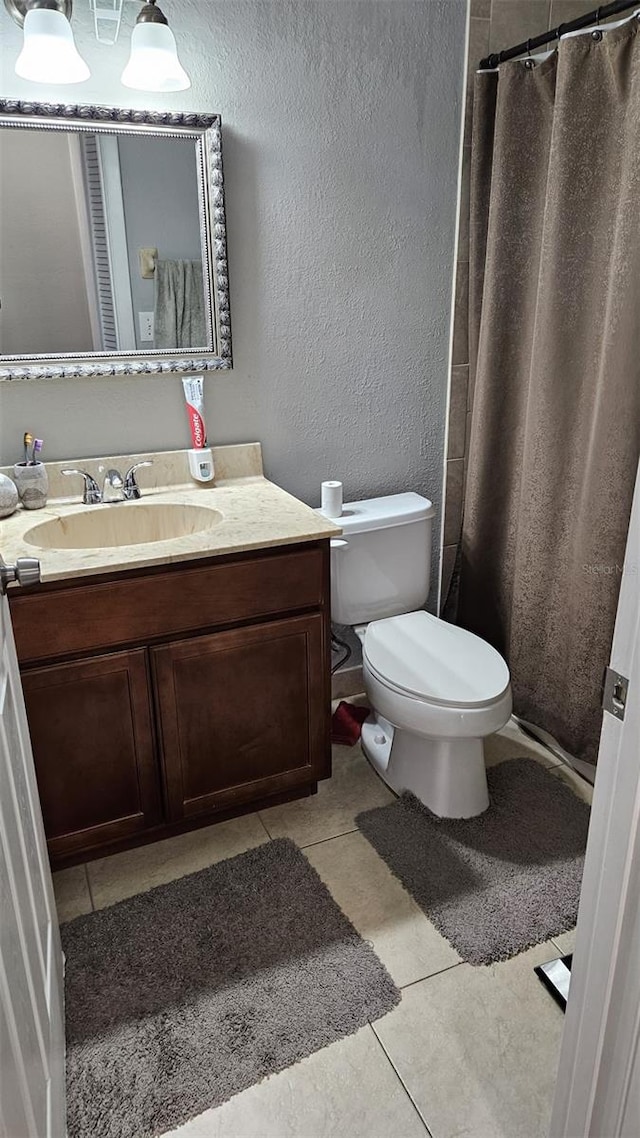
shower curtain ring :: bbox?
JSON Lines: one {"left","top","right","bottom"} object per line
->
{"left": 592, "top": 7, "right": 604, "bottom": 39}
{"left": 524, "top": 38, "right": 536, "bottom": 67}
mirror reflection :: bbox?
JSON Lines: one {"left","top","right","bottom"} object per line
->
{"left": 0, "top": 128, "right": 210, "bottom": 357}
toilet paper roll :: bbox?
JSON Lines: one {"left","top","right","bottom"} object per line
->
{"left": 321, "top": 480, "right": 343, "bottom": 518}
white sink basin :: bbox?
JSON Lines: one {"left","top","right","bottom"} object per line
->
{"left": 24, "top": 502, "right": 224, "bottom": 551}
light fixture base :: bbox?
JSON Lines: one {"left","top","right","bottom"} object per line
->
{"left": 137, "top": 1, "right": 168, "bottom": 26}
{"left": 4, "top": 0, "right": 72, "bottom": 29}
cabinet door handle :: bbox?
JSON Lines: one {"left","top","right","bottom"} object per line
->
{"left": 0, "top": 555, "right": 41, "bottom": 594}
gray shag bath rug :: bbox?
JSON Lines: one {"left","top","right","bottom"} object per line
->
{"left": 357, "top": 758, "right": 590, "bottom": 966}
{"left": 61, "top": 837, "right": 400, "bottom": 1138}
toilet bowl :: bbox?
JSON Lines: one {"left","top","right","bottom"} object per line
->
{"left": 360, "top": 611, "right": 512, "bottom": 817}
{"left": 323, "top": 492, "right": 512, "bottom": 817}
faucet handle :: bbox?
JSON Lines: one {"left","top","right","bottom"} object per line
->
{"left": 124, "top": 460, "right": 153, "bottom": 501}
{"left": 61, "top": 468, "right": 101, "bottom": 505}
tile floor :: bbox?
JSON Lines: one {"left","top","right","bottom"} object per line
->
{"left": 53, "top": 714, "right": 593, "bottom": 1138}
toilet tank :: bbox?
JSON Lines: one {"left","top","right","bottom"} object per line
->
{"left": 329, "top": 493, "right": 436, "bottom": 625}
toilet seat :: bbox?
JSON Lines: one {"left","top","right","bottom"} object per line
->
{"left": 363, "top": 611, "right": 510, "bottom": 709}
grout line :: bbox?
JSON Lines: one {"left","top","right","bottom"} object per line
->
{"left": 366, "top": 1024, "right": 434, "bottom": 1136}
{"left": 550, "top": 932, "right": 575, "bottom": 955}
{"left": 371, "top": 1024, "right": 436, "bottom": 1136}
{"left": 84, "top": 862, "right": 96, "bottom": 912}
{"left": 399, "top": 961, "right": 463, "bottom": 992}
{"left": 299, "top": 826, "right": 359, "bottom": 851}
{"left": 256, "top": 812, "right": 275, "bottom": 839}
{"left": 255, "top": 812, "right": 274, "bottom": 842}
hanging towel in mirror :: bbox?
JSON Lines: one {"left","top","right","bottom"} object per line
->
{"left": 154, "top": 259, "right": 206, "bottom": 350}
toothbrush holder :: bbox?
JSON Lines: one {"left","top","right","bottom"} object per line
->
{"left": 13, "top": 462, "right": 49, "bottom": 510}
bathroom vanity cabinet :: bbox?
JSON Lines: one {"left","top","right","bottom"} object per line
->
{"left": 9, "top": 541, "right": 331, "bottom": 868}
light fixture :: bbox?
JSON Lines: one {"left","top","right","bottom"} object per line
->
{"left": 121, "top": 0, "right": 190, "bottom": 92}
{"left": 5, "top": 0, "right": 91, "bottom": 85}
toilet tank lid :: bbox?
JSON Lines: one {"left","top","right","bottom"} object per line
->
{"left": 335, "top": 493, "right": 435, "bottom": 535}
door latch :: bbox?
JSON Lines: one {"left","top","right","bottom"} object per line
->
{"left": 602, "top": 667, "right": 628, "bottom": 721}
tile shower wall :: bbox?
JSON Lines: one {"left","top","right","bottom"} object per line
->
{"left": 441, "top": 0, "right": 617, "bottom": 612}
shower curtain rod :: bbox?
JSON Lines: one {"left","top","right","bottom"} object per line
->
{"left": 479, "top": 0, "right": 637, "bottom": 69}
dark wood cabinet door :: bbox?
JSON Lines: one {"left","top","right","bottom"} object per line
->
{"left": 152, "top": 614, "right": 330, "bottom": 820}
{"left": 22, "top": 650, "right": 160, "bottom": 859}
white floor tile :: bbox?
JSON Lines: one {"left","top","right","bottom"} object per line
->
{"left": 305, "top": 830, "right": 459, "bottom": 987}
{"left": 259, "top": 743, "right": 393, "bottom": 847}
{"left": 87, "top": 814, "right": 270, "bottom": 910}
{"left": 165, "top": 1025, "right": 427, "bottom": 1138}
{"left": 551, "top": 928, "right": 577, "bottom": 955}
{"left": 373, "top": 942, "right": 565, "bottom": 1138}
{"left": 485, "top": 719, "right": 560, "bottom": 769}
{"left": 52, "top": 864, "right": 92, "bottom": 923}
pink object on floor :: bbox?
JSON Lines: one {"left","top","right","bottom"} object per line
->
{"left": 331, "top": 701, "right": 370, "bottom": 746}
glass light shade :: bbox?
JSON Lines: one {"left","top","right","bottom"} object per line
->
{"left": 14, "top": 8, "right": 90, "bottom": 85}
{"left": 121, "top": 22, "right": 191, "bottom": 92}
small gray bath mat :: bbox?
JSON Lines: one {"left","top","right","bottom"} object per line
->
{"left": 62, "top": 837, "right": 400, "bottom": 1138}
{"left": 356, "top": 758, "right": 590, "bottom": 966}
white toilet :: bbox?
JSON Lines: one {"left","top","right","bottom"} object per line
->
{"left": 330, "top": 492, "right": 512, "bottom": 817}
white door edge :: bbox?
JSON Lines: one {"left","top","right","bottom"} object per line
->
{"left": 551, "top": 459, "right": 640, "bottom": 1138}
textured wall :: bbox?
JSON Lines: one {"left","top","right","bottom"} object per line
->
{"left": 0, "top": 1, "right": 467, "bottom": 604}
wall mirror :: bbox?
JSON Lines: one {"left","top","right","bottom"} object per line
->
{"left": 0, "top": 99, "right": 231, "bottom": 381}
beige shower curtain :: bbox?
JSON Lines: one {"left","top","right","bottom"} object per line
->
{"left": 458, "top": 18, "right": 640, "bottom": 763}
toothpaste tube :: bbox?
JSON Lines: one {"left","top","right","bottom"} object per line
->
{"left": 182, "top": 377, "right": 207, "bottom": 449}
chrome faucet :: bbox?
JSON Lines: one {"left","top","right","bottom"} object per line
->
{"left": 62, "top": 461, "right": 153, "bottom": 505}
{"left": 102, "top": 469, "right": 125, "bottom": 503}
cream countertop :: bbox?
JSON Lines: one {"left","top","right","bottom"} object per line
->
{"left": 0, "top": 443, "right": 341, "bottom": 583}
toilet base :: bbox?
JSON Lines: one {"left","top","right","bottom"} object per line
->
{"left": 362, "top": 717, "right": 490, "bottom": 818}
